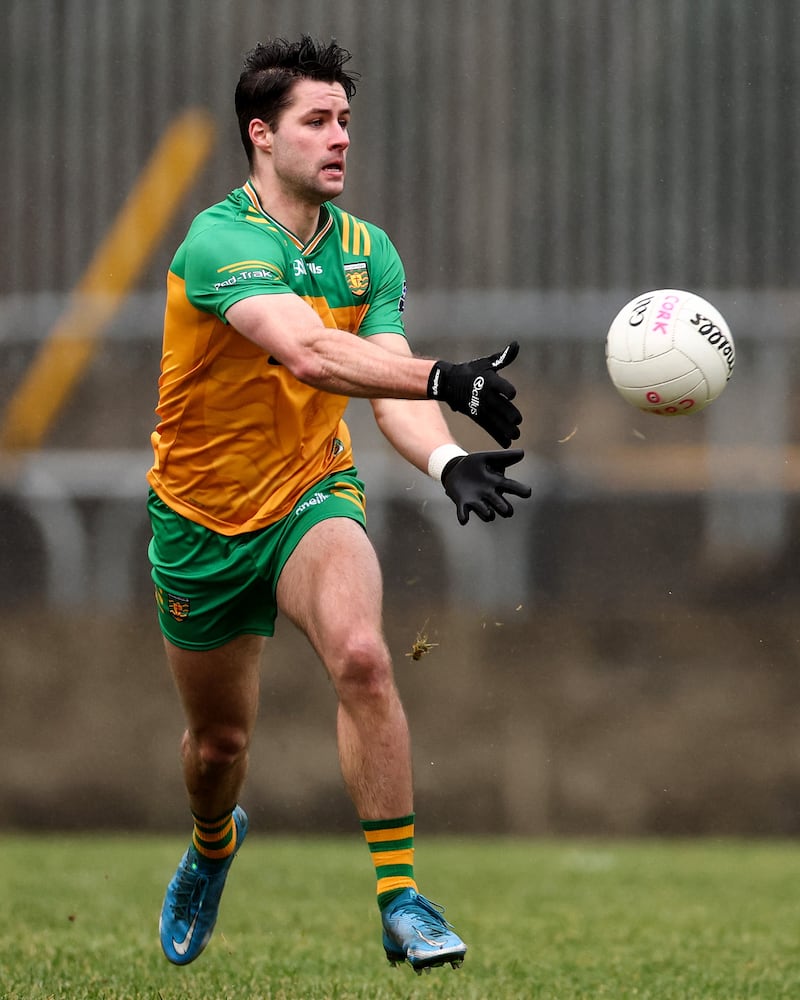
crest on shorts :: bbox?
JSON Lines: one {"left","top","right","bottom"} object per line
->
{"left": 168, "top": 594, "right": 191, "bottom": 621}
{"left": 157, "top": 587, "right": 191, "bottom": 622}
{"left": 344, "top": 261, "right": 370, "bottom": 297}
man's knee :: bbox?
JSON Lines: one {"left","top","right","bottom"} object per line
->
{"left": 332, "top": 631, "right": 394, "bottom": 701}
{"left": 186, "top": 725, "right": 250, "bottom": 770}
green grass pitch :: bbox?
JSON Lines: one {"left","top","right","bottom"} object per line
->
{"left": 1, "top": 834, "right": 800, "bottom": 999}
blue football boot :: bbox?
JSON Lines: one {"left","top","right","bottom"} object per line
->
{"left": 381, "top": 888, "right": 467, "bottom": 973}
{"left": 159, "top": 805, "right": 248, "bottom": 965}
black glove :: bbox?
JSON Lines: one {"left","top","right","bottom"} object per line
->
{"left": 441, "top": 449, "right": 532, "bottom": 525}
{"left": 427, "top": 342, "right": 523, "bottom": 448}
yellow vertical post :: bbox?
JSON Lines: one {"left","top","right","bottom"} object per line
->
{"left": 0, "top": 107, "right": 216, "bottom": 451}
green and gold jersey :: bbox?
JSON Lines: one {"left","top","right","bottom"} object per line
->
{"left": 147, "top": 181, "right": 407, "bottom": 534}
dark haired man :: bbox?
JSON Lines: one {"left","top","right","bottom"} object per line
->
{"left": 150, "top": 35, "right": 530, "bottom": 974}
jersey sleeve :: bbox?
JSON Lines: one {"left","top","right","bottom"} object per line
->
{"left": 179, "top": 222, "right": 292, "bottom": 322}
{"left": 359, "top": 229, "right": 408, "bottom": 338}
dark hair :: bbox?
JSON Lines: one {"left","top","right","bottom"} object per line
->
{"left": 235, "top": 35, "right": 359, "bottom": 164}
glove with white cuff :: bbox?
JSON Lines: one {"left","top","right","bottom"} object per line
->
{"left": 430, "top": 447, "right": 532, "bottom": 525}
{"left": 427, "top": 342, "right": 523, "bottom": 448}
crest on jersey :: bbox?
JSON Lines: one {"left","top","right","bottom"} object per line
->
{"left": 344, "top": 261, "right": 370, "bottom": 297}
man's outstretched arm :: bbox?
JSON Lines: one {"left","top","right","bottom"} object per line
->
{"left": 225, "top": 294, "right": 523, "bottom": 448}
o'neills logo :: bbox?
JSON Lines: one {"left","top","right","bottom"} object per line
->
{"left": 469, "top": 375, "right": 484, "bottom": 415}
{"left": 294, "top": 491, "right": 330, "bottom": 516}
{"left": 430, "top": 369, "right": 441, "bottom": 397}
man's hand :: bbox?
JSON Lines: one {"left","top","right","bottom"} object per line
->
{"left": 427, "top": 342, "right": 523, "bottom": 448}
{"left": 441, "top": 449, "right": 532, "bottom": 525}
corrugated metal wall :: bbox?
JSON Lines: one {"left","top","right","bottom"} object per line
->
{"left": 2, "top": 0, "right": 797, "bottom": 297}
{"left": 2, "top": 2, "right": 799, "bottom": 837}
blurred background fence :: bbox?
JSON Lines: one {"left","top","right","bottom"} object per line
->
{"left": 1, "top": 0, "right": 799, "bottom": 836}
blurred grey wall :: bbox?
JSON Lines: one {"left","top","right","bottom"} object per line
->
{"left": 1, "top": 0, "right": 799, "bottom": 835}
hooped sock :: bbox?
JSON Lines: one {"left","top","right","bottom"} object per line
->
{"left": 361, "top": 813, "right": 418, "bottom": 910}
{"left": 191, "top": 808, "right": 237, "bottom": 862}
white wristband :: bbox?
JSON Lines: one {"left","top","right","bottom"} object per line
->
{"left": 427, "top": 443, "right": 468, "bottom": 482}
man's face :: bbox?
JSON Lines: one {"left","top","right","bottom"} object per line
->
{"left": 267, "top": 78, "right": 351, "bottom": 204}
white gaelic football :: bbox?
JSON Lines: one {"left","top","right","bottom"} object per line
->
{"left": 605, "top": 289, "right": 735, "bottom": 415}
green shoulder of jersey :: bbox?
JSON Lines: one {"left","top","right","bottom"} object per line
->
{"left": 170, "top": 186, "right": 407, "bottom": 336}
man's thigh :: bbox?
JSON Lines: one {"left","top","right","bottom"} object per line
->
{"left": 276, "top": 516, "right": 385, "bottom": 654}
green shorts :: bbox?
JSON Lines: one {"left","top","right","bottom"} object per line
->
{"left": 147, "top": 469, "right": 366, "bottom": 650}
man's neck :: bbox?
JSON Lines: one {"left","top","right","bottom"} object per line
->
{"left": 248, "top": 177, "right": 323, "bottom": 246}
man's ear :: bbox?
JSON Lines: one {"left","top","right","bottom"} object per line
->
{"left": 249, "top": 118, "right": 272, "bottom": 154}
